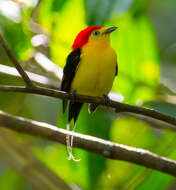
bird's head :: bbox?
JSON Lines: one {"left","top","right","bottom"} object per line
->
{"left": 72, "top": 26, "right": 117, "bottom": 50}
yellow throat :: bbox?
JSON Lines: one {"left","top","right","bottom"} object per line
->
{"left": 71, "top": 27, "right": 117, "bottom": 97}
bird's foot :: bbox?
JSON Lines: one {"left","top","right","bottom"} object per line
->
{"left": 70, "top": 91, "right": 76, "bottom": 103}
{"left": 103, "top": 95, "right": 111, "bottom": 106}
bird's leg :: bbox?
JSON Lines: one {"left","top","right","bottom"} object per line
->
{"left": 103, "top": 95, "right": 111, "bottom": 106}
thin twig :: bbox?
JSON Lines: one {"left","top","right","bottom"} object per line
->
{"left": 0, "top": 34, "right": 33, "bottom": 87}
{"left": 126, "top": 113, "right": 176, "bottom": 132}
{"left": 0, "top": 85, "right": 176, "bottom": 126}
{"left": 34, "top": 52, "right": 63, "bottom": 80}
{"left": 0, "top": 110, "right": 176, "bottom": 177}
{"left": 0, "top": 64, "right": 59, "bottom": 88}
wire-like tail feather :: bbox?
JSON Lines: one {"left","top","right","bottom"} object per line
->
{"left": 66, "top": 102, "right": 83, "bottom": 161}
{"left": 88, "top": 103, "right": 98, "bottom": 114}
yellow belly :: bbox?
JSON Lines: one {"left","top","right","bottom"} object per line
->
{"left": 71, "top": 45, "right": 117, "bottom": 97}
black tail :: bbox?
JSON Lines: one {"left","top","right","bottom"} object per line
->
{"left": 68, "top": 102, "right": 83, "bottom": 123}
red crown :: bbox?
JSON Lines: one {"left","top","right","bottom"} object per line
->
{"left": 72, "top": 26, "right": 102, "bottom": 50}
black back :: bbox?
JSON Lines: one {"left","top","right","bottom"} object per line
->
{"left": 60, "top": 49, "right": 81, "bottom": 114}
{"left": 61, "top": 49, "right": 81, "bottom": 93}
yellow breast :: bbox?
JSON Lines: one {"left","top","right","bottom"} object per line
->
{"left": 71, "top": 44, "right": 117, "bottom": 97}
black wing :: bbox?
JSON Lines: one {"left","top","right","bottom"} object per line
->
{"left": 60, "top": 48, "right": 81, "bottom": 113}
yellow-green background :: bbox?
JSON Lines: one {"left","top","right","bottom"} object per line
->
{"left": 0, "top": 0, "right": 176, "bottom": 189}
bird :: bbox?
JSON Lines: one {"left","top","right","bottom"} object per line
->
{"left": 60, "top": 26, "right": 118, "bottom": 160}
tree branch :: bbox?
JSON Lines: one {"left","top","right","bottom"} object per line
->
{"left": 0, "top": 110, "right": 176, "bottom": 177}
{"left": 0, "top": 34, "right": 33, "bottom": 87}
{"left": 1, "top": 66, "right": 176, "bottom": 132}
{"left": 0, "top": 34, "right": 176, "bottom": 127}
{"left": 0, "top": 85, "right": 176, "bottom": 127}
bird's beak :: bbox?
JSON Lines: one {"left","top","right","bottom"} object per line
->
{"left": 103, "top": 26, "right": 117, "bottom": 34}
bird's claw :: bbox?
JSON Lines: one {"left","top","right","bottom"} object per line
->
{"left": 70, "top": 91, "right": 76, "bottom": 103}
{"left": 103, "top": 95, "right": 111, "bottom": 106}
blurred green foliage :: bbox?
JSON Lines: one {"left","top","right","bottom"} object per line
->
{"left": 0, "top": 14, "right": 33, "bottom": 61}
{"left": 0, "top": 0, "right": 176, "bottom": 189}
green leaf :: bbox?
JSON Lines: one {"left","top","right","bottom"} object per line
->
{"left": 136, "top": 171, "right": 173, "bottom": 190}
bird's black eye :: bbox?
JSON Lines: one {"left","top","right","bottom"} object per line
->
{"left": 93, "top": 31, "right": 100, "bottom": 36}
